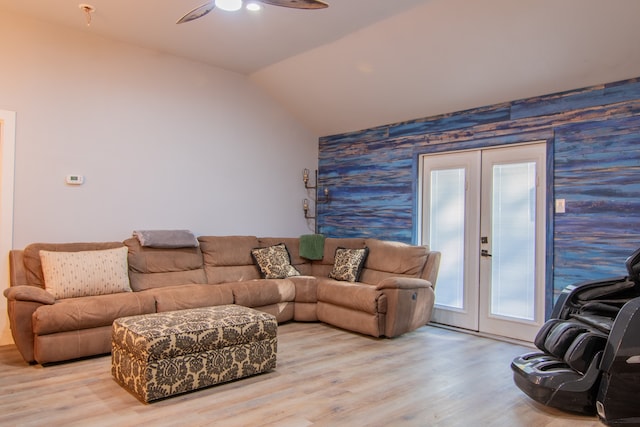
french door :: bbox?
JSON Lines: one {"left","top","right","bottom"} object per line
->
{"left": 420, "top": 142, "right": 546, "bottom": 342}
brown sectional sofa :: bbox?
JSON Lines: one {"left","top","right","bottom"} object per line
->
{"left": 4, "top": 235, "right": 440, "bottom": 365}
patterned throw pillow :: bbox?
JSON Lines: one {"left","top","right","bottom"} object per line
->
{"left": 329, "top": 247, "right": 369, "bottom": 282}
{"left": 251, "top": 243, "right": 301, "bottom": 279}
{"left": 39, "top": 247, "right": 132, "bottom": 299}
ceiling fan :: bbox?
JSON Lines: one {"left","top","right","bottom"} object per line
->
{"left": 177, "top": 0, "right": 329, "bottom": 24}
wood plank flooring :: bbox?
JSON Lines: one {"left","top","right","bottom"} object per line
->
{"left": 0, "top": 323, "right": 604, "bottom": 427}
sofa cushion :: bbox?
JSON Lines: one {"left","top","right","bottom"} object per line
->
{"left": 231, "top": 279, "right": 296, "bottom": 308}
{"left": 289, "top": 276, "right": 318, "bottom": 303}
{"left": 316, "top": 302, "right": 384, "bottom": 337}
{"left": 363, "top": 239, "right": 429, "bottom": 275}
{"left": 317, "top": 279, "right": 386, "bottom": 314}
{"left": 199, "top": 236, "right": 262, "bottom": 284}
{"left": 39, "top": 247, "right": 131, "bottom": 299}
{"left": 329, "top": 247, "right": 369, "bottom": 282}
{"left": 251, "top": 244, "right": 301, "bottom": 279}
{"left": 200, "top": 236, "right": 259, "bottom": 266}
{"left": 359, "top": 239, "right": 429, "bottom": 285}
{"left": 147, "top": 284, "right": 234, "bottom": 312}
{"left": 124, "top": 237, "right": 207, "bottom": 291}
{"left": 32, "top": 291, "right": 156, "bottom": 335}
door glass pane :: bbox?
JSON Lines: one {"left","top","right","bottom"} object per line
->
{"left": 491, "top": 162, "right": 536, "bottom": 320}
{"left": 430, "top": 168, "right": 465, "bottom": 309}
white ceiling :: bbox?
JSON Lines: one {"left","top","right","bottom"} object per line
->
{"left": 3, "top": 0, "right": 640, "bottom": 136}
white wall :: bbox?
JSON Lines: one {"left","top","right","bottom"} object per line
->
{"left": 0, "top": 11, "right": 318, "bottom": 345}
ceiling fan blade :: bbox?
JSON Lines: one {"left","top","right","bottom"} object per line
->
{"left": 258, "top": 0, "right": 329, "bottom": 9}
{"left": 176, "top": 1, "right": 215, "bottom": 24}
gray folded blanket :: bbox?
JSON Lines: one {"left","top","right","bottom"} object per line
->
{"left": 133, "top": 230, "right": 198, "bottom": 248}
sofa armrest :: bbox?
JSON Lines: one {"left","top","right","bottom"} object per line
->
{"left": 3, "top": 286, "right": 55, "bottom": 364}
{"left": 375, "top": 277, "right": 433, "bottom": 290}
{"left": 376, "top": 277, "right": 436, "bottom": 338}
{"left": 4, "top": 285, "right": 56, "bottom": 305}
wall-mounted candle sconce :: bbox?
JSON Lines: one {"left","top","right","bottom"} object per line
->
{"left": 303, "top": 168, "right": 330, "bottom": 233}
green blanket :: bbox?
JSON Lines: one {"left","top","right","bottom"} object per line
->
{"left": 299, "top": 234, "right": 325, "bottom": 260}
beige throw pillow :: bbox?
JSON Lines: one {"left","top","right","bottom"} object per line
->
{"left": 39, "top": 246, "right": 132, "bottom": 299}
{"left": 251, "top": 243, "right": 301, "bottom": 279}
{"left": 329, "top": 247, "right": 369, "bottom": 282}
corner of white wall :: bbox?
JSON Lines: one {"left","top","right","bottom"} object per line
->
{"left": 0, "top": 109, "right": 16, "bottom": 346}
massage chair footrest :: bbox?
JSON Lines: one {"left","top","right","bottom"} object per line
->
{"left": 511, "top": 351, "right": 603, "bottom": 414}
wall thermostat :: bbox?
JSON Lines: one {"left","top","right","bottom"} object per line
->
{"left": 65, "top": 175, "right": 84, "bottom": 185}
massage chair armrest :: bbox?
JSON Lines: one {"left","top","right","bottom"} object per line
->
{"left": 599, "top": 296, "right": 640, "bottom": 372}
{"left": 3, "top": 285, "right": 56, "bottom": 305}
{"left": 375, "top": 277, "right": 433, "bottom": 291}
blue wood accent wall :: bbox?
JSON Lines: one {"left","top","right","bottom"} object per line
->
{"left": 318, "top": 78, "right": 640, "bottom": 298}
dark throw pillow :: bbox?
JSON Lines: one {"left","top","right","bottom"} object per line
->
{"left": 329, "top": 247, "right": 369, "bottom": 282}
{"left": 251, "top": 243, "right": 301, "bottom": 279}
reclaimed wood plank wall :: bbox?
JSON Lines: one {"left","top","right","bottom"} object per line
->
{"left": 318, "top": 78, "right": 640, "bottom": 296}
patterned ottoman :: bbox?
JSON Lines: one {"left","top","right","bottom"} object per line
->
{"left": 111, "top": 305, "right": 277, "bottom": 402}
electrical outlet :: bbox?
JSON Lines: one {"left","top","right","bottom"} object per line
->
{"left": 555, "top": 199, "right": 566, "bottom": 213}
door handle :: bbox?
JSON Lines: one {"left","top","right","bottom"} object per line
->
{"left": 481, "top": 249, "right": 492, "bottom": 257}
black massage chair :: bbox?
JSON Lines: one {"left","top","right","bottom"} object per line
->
{"left": 511, "top": 247, "right": 640, "bottom": 426}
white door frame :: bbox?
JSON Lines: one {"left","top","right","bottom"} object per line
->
{"left": 421, "top": 150, "right": 481, "bottom": 331}
{"left": 420, "top": 141, "right": 548, "bottom": 342}
{"left": 0, "top": 109, "right": 16, "bottom": 346}
{"left": 478, "top": 143, "right": 547, "bottom": 341}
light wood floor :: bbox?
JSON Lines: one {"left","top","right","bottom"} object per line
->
{"left": 0, "top": 322, "right": 604, "bottom": 427}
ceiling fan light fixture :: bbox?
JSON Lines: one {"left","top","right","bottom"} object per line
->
{"left": 177, "top": 0, "right": 327, "bottom": 24}
{"left": 246, "top": 2, "right": 262, "bottom": 11}
{"left": 215, "top": 0, "right": 243, "bottom": 12}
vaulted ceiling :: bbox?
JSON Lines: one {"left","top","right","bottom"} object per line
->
{"left": 2, "top": 0, "right": 640, "bottom": 136}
